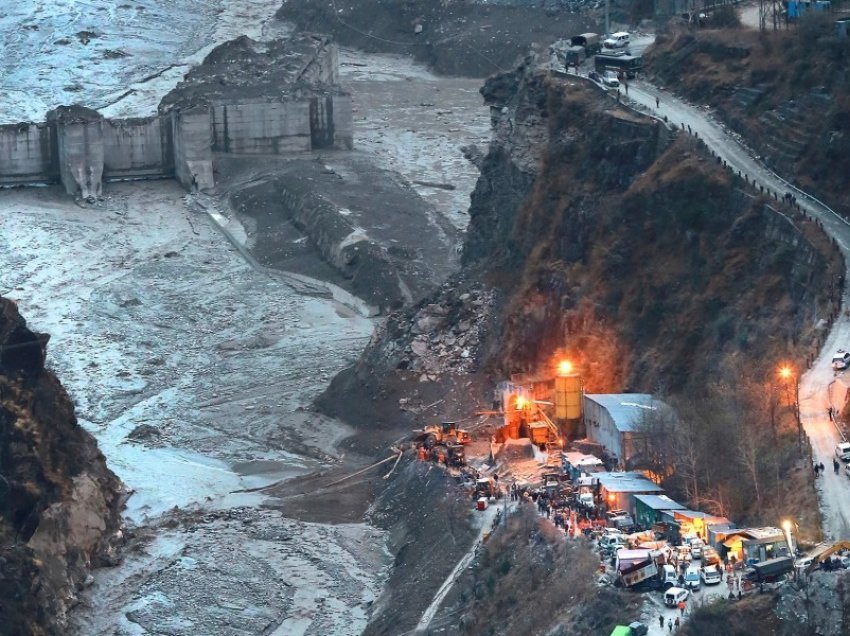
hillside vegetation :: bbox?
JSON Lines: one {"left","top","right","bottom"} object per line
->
{"left": 646, "top": 18, "right": 850, "bottom": 216}
{"left": 434, "top": 506, "right": 640, "bottom": 635}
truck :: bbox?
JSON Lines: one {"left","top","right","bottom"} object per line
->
{"left": 616, "top": 548, "right": 672, "bottom": 589}
{"left": 570, "top": 32, "right": 601, "bottom": 55}
{"left": 607, "top": 511, "right": 635, "bottom": 533}
{"left": 594, "top": 53, "right": 643, "bottom": 79}
{"left": 564, "top": 46, "right": 586, "bottom": 68}
{"left": 616, "top": 549, "right": 659, "bottom": 587}
{"left": 746, "top": 556, "right": 794, "bottom": 583}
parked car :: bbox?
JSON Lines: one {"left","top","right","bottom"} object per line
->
{"left": 609, "top": 623, "right": 648, "bottom": 636}
{"left": 588, "top": 70, "right": 602, "bottom": 83}
{"left": 689, "top": 538, "right": 704, "bottom": 560}
{"left": 836, "top": 442, "right": 850, "bottom": 462}
{"left": 701, "top": 564, "right": 722, "bottom": 585}
{"left": 664, "top": 586, "right": 689, "bottom": 607}
{"left": 603, "top": 31, "right": 631, "bottom": 49}
{"left": 684, "top": 566, "right": 701, "bottom": 590}
{"left": 602, "top": 70, "right": 620, "bottom": 88}
{"left": 833, "top": 349, "right": 850, "bottom": 370}
{"left": 794, "top": 555, "right": 815, "bottom": 575}
{"left": 600, "top": 534, "right": 629, "bottom": 552}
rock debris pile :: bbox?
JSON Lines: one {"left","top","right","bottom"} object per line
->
{"left": 394, "top": 286, "right": 496, "bottom": 378}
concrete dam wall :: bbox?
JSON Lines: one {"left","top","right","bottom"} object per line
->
{"left": 0, "top": 96, "right": 352, "bottom": 199}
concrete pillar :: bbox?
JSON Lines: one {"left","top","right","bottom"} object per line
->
{"left": 310, "top": 94, "right": 354, "bottom": 150}
{"left": 48, "top": 106, "right": 104, "bottom": 200}
{"left": 172, "top": 106, "right": 214, "bottom": 192}
{"left": 331, "top": 94, "right": 354, "bottom": 150}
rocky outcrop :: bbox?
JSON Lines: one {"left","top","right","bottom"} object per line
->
{"left": 324, "top": 49, "right": 839, "bottom": 423}
{"left": 0, "top": 298, "right": 124, "bottom": 635}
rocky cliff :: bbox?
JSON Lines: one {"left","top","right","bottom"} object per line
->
{"left": 0, "top": 298, "right": 123, "bottom": 635}
{"left": 326, "top": 53, "right": 839, "bottom": 414}
{"left": 323, "top": 52, "right": 840, "bottom": 635}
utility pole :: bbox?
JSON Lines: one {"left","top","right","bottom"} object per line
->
{"left": 605, "top": 0, "right": 610, "bottom": 37}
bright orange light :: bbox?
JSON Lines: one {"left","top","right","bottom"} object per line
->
{"left": 607, "top": 493, "right": 616, "bottom": 503}
{"left": 515, "top": 396, "right": 528, "bottom": 410}
{"left": 558, "top": 360, "right": 573, "bottom": 376}
{"left": 779, "top": 366, "right": 793, "bottom": 380}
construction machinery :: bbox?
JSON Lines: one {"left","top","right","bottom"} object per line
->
{"left": 803, "top": 540, "right": 850, "bottom": 574}
{"left": 413, "top": 421, "right": 472, "bottom": 448}
{"left": 475, "top": 477, "right": 500, "bottom": 500}
{"left": 445, "top": 442, "right": 466, "bottom": 467}
{"left": 543, "top": 472, "right": 562, "bottom": 495}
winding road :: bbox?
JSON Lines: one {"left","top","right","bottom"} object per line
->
{"left": 624, "top": 79, "right": 850, "bottom": 541}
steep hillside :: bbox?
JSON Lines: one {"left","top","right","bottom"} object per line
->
{"left": 319, "top": 55, "right": 839, "bottom": 633}
{"left": 276, "top": 0, "right": 596, "bottom": 77}
{"left": 462, "top": 59, "right": 837, "bottom": 396}
{"left": 0, "top": 298, "right": 123, "bottom": 635}
{"left": 433, "top": 506, "right": 640, "bottom": 635}
{"left": 645, "top": 21, "right": 850, "bottom": 217}
{"left": 325, "top": 56, "right": 839, "bottom": 410}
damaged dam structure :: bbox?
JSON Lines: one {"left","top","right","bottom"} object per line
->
{"left": 0, "top": 34, "right": 352, "bottom": 199}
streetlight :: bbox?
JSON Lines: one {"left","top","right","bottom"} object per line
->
{"left": 778, "top": 364, "right": 802, "bottom": 450}
{"left": 557, "top": 359, "right": 573, "bottom": 376}
{"left": 781, "top": 518, "right": 795, "bottom": 560}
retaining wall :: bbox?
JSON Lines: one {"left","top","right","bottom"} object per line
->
{"left": 212, "top": 100, "right": 312, "bottom": 154}
{"left": 103, "top": 116, "right": 172, "bottom": 180}
{"left": 0, "top": 123, "right": 57, "bottom": 185}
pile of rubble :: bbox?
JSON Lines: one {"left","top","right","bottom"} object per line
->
{"left": 395, "top": 285, "right": 496, "bottom": 379}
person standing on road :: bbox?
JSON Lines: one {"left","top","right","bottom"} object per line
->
{"left": 655, "top": 96, "right": 660, "bottom": 108}
{"left": 835, "top": 458, "right": 840, "bottom": 474}
{"left": 668, "top": 618, "right": 673, "bottom": 632}
{"left": 659, "top": 615, "right": 665, "bottom": 629}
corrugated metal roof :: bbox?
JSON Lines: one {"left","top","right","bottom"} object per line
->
{"left": 633, "top": 494, "right": 686, "bottom": 511}
{"left": 584, "top": 394, "right": 672, "bottom": 432}
{"left": 596, "top": 471, "right": 664, "bottom": 493}
{"left": 561, "top": 451, "right": 603, "bottom": 466}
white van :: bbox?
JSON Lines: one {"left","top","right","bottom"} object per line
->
{"left": 664, "top": 586, "right": 689, "bottom": 607}
{"left": 684, "top": 566, "right": 701, "bottom": 590}
{"left": 603, "top": 31, "right": 630, "bottom": 49}
{"left": 599, "top": 534, "right": 629, "bottom": 552}
{"left": 833, "top": 349, "right": 850, "bottom": 370}
{"left": 836, "top": 442, "right": 850, "bottom": 462}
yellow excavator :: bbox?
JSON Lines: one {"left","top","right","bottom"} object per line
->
{"left": 804, "top": 540, "right": 850, "bottom": 574}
